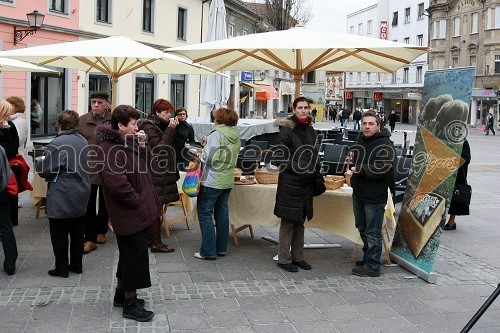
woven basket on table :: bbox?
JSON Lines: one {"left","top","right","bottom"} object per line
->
{"left": 324, "top": 175, "right": 344, "bottom": 190}
{"left": 254, "top": 149, "right": 279, "bottom": 184}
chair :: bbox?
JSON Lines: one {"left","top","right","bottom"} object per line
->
{"left": 321, "top": 144, "right": 348, "bottom": 175}
{"left": 161, "top": 194, "right": 191, "bottom": 238}
{"left": 333, "top": 132, "right": 344, "bottom": 145}
{"left": 326, "top": 129, "right": 342, "bottom": 140}
{"left": 240, "top": 138, "right": 247, "bottom": 147}
{"left": 248, "top": 140, "right": 268, "bottom": 150}
{"left": 347, "top": 130, "right": 361, "bottom": 142}
{"left": 393, "top": 156, "right": 412, "bottom": 203}
{"left": 237, "top": 146, "right": 262, "bottom": 175}
{"left": 341, "top": 140, "right": 356, "bottom": 149}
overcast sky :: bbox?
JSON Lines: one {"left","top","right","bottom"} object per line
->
{"left": 305, "top": 0, "right": 377, "bottom": 32}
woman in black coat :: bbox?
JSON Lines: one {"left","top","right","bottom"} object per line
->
{"left": 172, "top": 107, "right": 195, "bottom": 171}
{"left": 274, "top": 97, "right": 319, "bottom": 273}
{"left": 444, "top": 139, "right": 471, "bottom": 230}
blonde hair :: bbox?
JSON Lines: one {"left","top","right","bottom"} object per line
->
{"left": 0, "top": 100, "right": 14, "bottom": 122}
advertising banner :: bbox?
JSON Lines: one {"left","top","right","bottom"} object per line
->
{"left": 390, "top": 67, "right": 475, "bottom": 283}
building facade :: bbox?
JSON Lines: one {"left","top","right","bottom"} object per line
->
{"left": 345, "top": 0, "right": 430, "bottom": 124}
{"left": 428, "top": 0, "right": 500, "bottom": 127}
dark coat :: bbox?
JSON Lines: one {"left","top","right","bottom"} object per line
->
{"left": 138, "top": 115, "right": 179, "bottom": 204}
{"left": 172, "top": 120, "right": 195, "bottom": 163}
{"left": 0, "top": 121, "right": 20, "bottom": 158}
{"left": 449, "top": 140, "right": 470, "bottom": 216}
{"left": 388, "top": 113, "right": 398, "bottom": 127}
{"left": 78, "top": 111, "right": 112, "bottom": 185}
{"left": 350, "top": 127, "right": 395, "bottom": 204}
{"left": 36, "top": 129, "right": 91, "bottom": 219}
{"left": 273, "top": 115, "right": 319, "bottom": 223}
{"left": 96, "top": 125, "right": 161, "bottom": 236}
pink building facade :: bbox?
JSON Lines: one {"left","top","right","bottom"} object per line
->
{"left": 0, "top": 0, "right": 80, "bottom": 139}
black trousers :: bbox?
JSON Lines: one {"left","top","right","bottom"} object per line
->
{"left": 0, "top": 189, "right": 18, "bottom": 274}
{"left": 8, "top": 194, "right": 18, "bottom": 226}
{"left": 49, "top": 216, "right": 84, "bottom": 272}
{"left": 116, "top": 229, "right": 151, "bottom": 290}
{"left": 84, "top": 185, "right": 109, "bottom": 242}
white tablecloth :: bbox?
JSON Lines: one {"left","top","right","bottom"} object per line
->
{"left": 188, "top": 118, "right": 279, "bottom": 142}
{"left": 194, "top": 183, "right": 395, "bottom": 245}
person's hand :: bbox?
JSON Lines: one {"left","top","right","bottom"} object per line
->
{"left": 0, "top": 120, "right": 8, "bottom": 128}
{"left": 136, "top": 130, "right": 147, "bottom": 148}
{"left": 351, "top": 166, "right": 356, "bottom": 172}
{"left": 168, "top": 117, "right": 179, "bottom": 128}
{"left": 201, "top": 136, "right": 207, "bottom": 147}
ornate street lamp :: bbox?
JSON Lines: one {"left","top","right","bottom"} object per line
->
{"left": 14, "top": 10, "right": 45, "bottom": 45}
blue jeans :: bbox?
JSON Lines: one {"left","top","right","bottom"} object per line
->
{"left": 197, "top": 186, "right": 232, "bottom": 258}
{"left": 352, "top": 194, "right": 386, "bottom": 272}
{"left": 354, "top": 120, "right": 360, "bottom": 130}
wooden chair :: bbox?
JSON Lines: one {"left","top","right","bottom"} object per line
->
{"left": 230, "top": 224, "right": 254, "bottom": 247}
{"left": 351, "top": 223, "right": 393, "bottom": 265}
{"left": 35, "top": 198, "right": 46, "bottom": 219}
{"left": 161, "top": 194, "right": 191, "bottom": 238}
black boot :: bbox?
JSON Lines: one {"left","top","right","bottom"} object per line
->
{"left": 123, "top": 296, "right": 154, "bottom": 322}
{"left": 113, "top": 288, "right": 145, "bottom": 308}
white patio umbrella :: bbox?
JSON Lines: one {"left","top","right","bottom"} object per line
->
{"left": 0, "top": 57, "right": 58, "bottom": 73}
{"left": 0, "top": 36, "right": 220, "bottom": 108}
{"left": 165, "top": 25, "right": 429, "bottom": 98}
{"left": 200, "top": 0, "right": 231, "bottom": 119}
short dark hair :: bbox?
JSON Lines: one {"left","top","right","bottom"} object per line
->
{"left": 90, "top": 91, "right": 109, "bottom": 101}
{"left": 152, "top": 98, "right": 174, "bottom": 116}
{"left": 213, "top": 108, "right": 238, "bottom": 126}
{"left": 175, "top": 107, "right": 187, "bottom": 117}
{"left": 111, "top": 105, "right": 140, "bottom": 130}
{"left": 361, "top": 110, "right": 381, "bottom": 125}
{"left": 57, "top": 110, "right": 80, "bottom": 130}
{"left": 292, "top": 97, "right": 311, "bottom": 108}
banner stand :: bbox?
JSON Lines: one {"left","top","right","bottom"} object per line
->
{"left": 390, "top": 252, "right": 437, "bottom": 284}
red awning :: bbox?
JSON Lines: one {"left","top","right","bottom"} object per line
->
{"left": 256, "top": 85, "right": 279, "bottom": 101}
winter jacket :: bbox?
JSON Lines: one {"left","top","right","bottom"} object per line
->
{"left": 10, "top": 113, "right": 28, "bottom": 149}
{"left": 78, "top": 111, "right": 112, "bottom": 185}
{"left": 353, "top": 110, "right": 362, "bottom": 121}
{"left": 0, "top": 146, "right": 12, "bottom": 193}
{"left": 172, "top": 120, "right": 195, "bottom": 163}
{"left": 36, "top": 129, "right": 91, "bottom": 219}
{"left": 138, "top": 115, "right": 179, "bottom": 204}
{"left": 8, "top": 154, "right": 33, "bottom": 195}
{"left": 96, "top": 125, "right": 161, "bottom": 236}
{"left": 273, "top": 115, "right": 319, "bottom": 223}
{"left": 200, "top": 124, "right": 241, "bottom": 189}
{"left": 0, "top": 121, "right": 20, "bottom": 158}
{"left": 350, "top": 127, "right": 395, "bottom": 204}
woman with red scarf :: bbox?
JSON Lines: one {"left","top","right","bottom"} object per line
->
{"left": 273, "top": 97, "right": 319, "bottom": 273}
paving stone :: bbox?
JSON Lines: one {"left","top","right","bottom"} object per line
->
{"left": 252, "top": 323, "right": 296, "bottom": 333}
{"left": 207, "top": 309, "right": 251, "bottom": 328}
{"left": 243, "top": 308, "right": 289, "bottom": 325}
{"left": 292, "top": 320, "right": 338, "bottom": 333}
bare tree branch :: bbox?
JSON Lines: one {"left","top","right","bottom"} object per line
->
{"left": 263, "top": 0, "right": 312, "bottom": 31}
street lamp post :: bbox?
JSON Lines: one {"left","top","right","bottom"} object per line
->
{"left": 13, "top": 10, "right": 45, "bottom": 45}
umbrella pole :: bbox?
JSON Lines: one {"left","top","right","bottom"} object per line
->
{"left": 111, "top": 75, "right": 119, "bottom": 110}
{"left": 294, "top": 76, "right": 302, "bottom": 100}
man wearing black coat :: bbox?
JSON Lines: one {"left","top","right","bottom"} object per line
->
{"left": 349, "top": 111, "right": 394, "bottom": 277}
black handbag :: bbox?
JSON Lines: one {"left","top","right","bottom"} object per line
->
{"left": 451, "top": 183, "right": 472, "bottom": 206}
{"left": 313, "top": 171, "right": 326, "bottom": 197}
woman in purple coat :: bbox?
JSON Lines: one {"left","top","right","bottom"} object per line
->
{"left": 97, "top": 105, "right": 161, "bottom": 322}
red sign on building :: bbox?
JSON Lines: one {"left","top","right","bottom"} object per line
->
{"left": 373, "top": 92, "right": 383, "bottom": 100}
{"left": 345, "top": 92, "right": 353, "bottom": 99}
{"left": 380, "top": 21, "right": 388, "bottom": 40}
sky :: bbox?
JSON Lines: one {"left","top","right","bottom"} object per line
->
{"left": 305, "top": 0, "right": 377, "bottom": 32}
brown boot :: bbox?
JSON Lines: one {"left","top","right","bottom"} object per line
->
{"left": 148, "top": 220, "right": 175, "bottom": 253}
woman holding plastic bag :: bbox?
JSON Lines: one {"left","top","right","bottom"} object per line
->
{"left": 194, "top": 108, "right": 240, "bottom": 260}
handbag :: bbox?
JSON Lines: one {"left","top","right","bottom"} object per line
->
{"left": 451, "top": 183, "right": 472, "bottom": 206}
{"left": 312, "top": 171, "right": 326, "bottom": 197}
{"left": 182, "top": 159, "right": 202, "bottom": 198}
{"left": 483, "top": 124, "right": 487, "bottom": 132}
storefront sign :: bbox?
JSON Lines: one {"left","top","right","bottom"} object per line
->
{"left": 241, "top": 71, "right": 253, "bottom": 82}
{"left": 345, "top": 92, "right": 353, "bottom": 99}
{"left": 407, "top": 92, "right": 422, "bottom": 98}
{"left": 373, "top": 92, "right": 383, "bottom": 100}
{"left": 380, "top": 21, "right": 388, "bottom": 40}
{"left": 388, "top": 93, "right": 403, "bottom": 99}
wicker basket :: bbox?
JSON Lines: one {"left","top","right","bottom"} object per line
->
{"left": 254, "top": 149, "right": 279, "bottom": 184}
{"left": 324, "top": 175, "right": 344, "bottom": 191}
{"left": 234, "top": 168, "right": 243, "bottom": 181}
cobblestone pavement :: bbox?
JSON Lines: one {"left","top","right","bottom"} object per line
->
{"left": 0, "top": 123, "right": 499, "bottom": 332}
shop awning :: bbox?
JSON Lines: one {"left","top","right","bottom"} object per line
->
{"left": 256, "top": 85, "right": 279, "bottom": 101}
{"left": 241, "top": 82, "right": 263, "bottom": 90}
